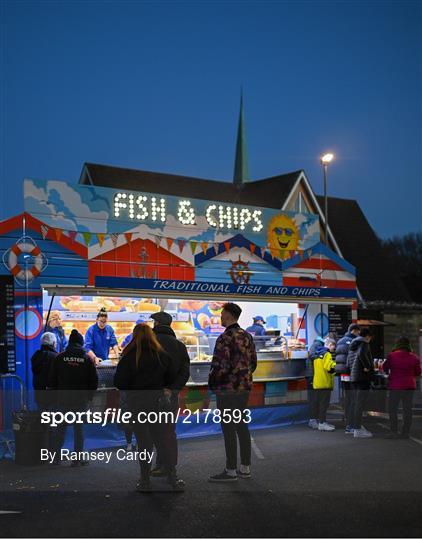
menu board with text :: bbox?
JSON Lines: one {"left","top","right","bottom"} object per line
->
{"left": 328, "top": 304, "right": 352, "bottom": 338}
{"left": 0, "top": 276, "right": 16, "bottom": 373}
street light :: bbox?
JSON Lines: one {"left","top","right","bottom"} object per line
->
{"left": 320, "top": 153, "right": 334, "bottom": 245}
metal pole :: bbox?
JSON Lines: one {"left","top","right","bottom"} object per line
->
{"left": 323, "top": 163, "right": 328, "bottom": 245}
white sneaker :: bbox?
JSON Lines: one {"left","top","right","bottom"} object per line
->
{"left": 308, "top": 419, "right": 318, "bottom": 429}
{"left": 318, "top": 422, "right": 335, "bottom": 431}
{"left": 353, "top": 428, "right": 373, "bottom": 438}
{"left": 361, "top": 426, "right": 372, "bottom": 434}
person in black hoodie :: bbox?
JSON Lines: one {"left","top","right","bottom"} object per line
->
{"left": 114, "top": 323, "right": 181, "bottom": 492}
{"left": 150, "top": 311, "right": 190, "bottom": 479}
{"left": 335, "top": 323, "right": 361, "bottom": 433}
{"left": 49, "top": 329, "right": 98, "bottom": 465}
{"left": 347, "top": 328, "right": 374, "bottom": 438}
{"left": 31, "top": 332, "right": 58, "bottom": 410}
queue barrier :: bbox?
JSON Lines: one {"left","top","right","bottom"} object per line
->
{"left": 0, "top": 374, "right": 26, "bottom": 459}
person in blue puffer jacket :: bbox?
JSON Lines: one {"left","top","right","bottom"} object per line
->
{"left": 335, "top": 323, "right": 360, "bottom": 433}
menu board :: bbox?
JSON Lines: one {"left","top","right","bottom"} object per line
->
{"left": 0, "top": 276, "right": 16, "bottom": 373}
{"left": 328, "top": 304, "right": 352, "bottom": 338}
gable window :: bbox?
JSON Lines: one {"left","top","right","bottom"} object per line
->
{"left": 294, "top": 192, "right": 311, "bottom": 213}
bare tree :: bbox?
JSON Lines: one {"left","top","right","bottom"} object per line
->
{"left": 381, "top": 233, "right": 422, "bottom": 303}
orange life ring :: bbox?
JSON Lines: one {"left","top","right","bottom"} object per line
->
{"left": 8, "top": 241, "right": 44, "bottom": 282}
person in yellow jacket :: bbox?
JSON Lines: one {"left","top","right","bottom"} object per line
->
{"left": 313, "top": 338, "right": 337, "bottom": 431}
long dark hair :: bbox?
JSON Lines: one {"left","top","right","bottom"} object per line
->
{"left": 122, "top": 323, "right": 163, "bottom": 369}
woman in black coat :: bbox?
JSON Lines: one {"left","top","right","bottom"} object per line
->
{"left": 31, "top": 332, "right": 58, "bottom": 410}
{"left": 114, "top": 323, "right": 180, "bottom": 491}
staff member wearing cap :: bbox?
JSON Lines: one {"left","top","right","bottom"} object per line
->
{"left": 85, "top": 308, "right": 119, "bottom": 365}
{"left": 121, "top": 318, "right": 144, "bottom": 350}
{"left": 246, "top": 316, "right": 266, "bottom": 336}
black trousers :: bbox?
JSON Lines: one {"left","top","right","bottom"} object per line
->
{"left": 52, "top": 404, "right": 87, "bottom": 455}
{"left": 389, "top": 390, "right": 414, "bottom": 435}
{"left": 314, "top": 389, "right": 331, "bottom": 423}
{"left": 133, "top": 421, "right": 170, "bottom": 481}
{"left": 307, "top": 378, "right": 318, "bottom": 420}
{"left": 342, "top": 381, "right": 354, "bottom": 427}
{"left": 155, "top": 395, "right": 179, "bottom": 470}
{"left": 216, "top": 392, "right": 251, "bottom": 470}
{"left": 352, "top": 382, "right": 370, "bottom": 429}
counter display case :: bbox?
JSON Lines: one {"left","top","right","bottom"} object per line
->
{"left": 187, "top": 335, "right": 307, "bottom": 384}
{"left": 44, "top": 294, "right": 308, "bottom": 388}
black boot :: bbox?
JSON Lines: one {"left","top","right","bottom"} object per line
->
{"left": 136, "top": 462, "right": 152, "bottom": 492}
{"left": 167, "top": 468, "right": 185, "bottom": 491}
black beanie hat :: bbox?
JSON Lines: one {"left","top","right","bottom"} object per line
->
{"left": 69, "top": 329, "right": 84, "bottom": 346}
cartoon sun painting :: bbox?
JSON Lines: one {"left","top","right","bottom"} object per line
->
{"left": 267, "top": 214, "right": 300, "bottom": 259}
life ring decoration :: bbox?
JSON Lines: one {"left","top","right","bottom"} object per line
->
{"left": 3, "top": 236, "right": 48, "bottom": 286}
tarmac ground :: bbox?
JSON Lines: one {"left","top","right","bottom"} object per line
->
{"left": 1, "top": 412, "right": 422, "bottom": 538}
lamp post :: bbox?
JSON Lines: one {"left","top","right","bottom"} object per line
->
{"left": 320, "top": 153, "right": 334, "bottom": 245}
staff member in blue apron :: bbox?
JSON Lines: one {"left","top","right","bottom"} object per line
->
{"left": 246, "top": 316, "right": 266, "bottom": 336}
{"left": 85, "top": 308, "right": 119, "bottom": 365}
{"left": 45, "top": 310, "right": 68, "bottom": 353}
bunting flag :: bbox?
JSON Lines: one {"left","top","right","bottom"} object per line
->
{"left": 124, "top": 233, "right": 133, "bottom": 244}
{"left": 249, "top": 243, "right": 256, "bottom": 255}
{"left": 82, "top": 232, "right": 92, "bottom": 247}
{"left": 260, "top": 246, "right": 267, "bottom": 259}
{"left": 110, "top": 233, "right": 119, "bottom": 248}
{"left": 200, "top": 241, "right": 209, "bottom": 255}
{"left": 177, "top": 239, "right": 186, "bottom": 253}
{"left": 189, "top": 240, "right": 198, "bottom": 255}
{"left": 40, "top": 224, "right": 49, "bottom": 240}
{"left": 307, "top": 249, "right": 313, "bottom": 258}
{"left": 68, "top": 230, "right": 77, "bottom": 242}
{"left": 54, "top": 228, "right": 63, "bottom": 242}
{"left": 213, "top": 243, "right": 219, "bottom": 255}
{"left": 96, "top": 233, "right": 105, "bottom": 247}
{"left": 166, "top": 237, "right": 174, "bottom": 251}
{"left": 154, "top": 235, "right": 162, "bottom": 247}
{"left": 224, "top": 241, "right": 231, "bottom": 254}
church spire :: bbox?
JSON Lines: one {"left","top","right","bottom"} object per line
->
{"left": 233, "top": 89, "right": 249, "bottom": 184}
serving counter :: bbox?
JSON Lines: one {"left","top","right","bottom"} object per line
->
{"left": 94, "top": 343, "right": 309, "bottom": 414}
{"left": 96, "top": 345, "right": 308, "bottom": 388}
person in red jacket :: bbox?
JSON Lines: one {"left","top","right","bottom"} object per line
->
{"left": 383, "top": 336, "right": 421, "bottom": 439}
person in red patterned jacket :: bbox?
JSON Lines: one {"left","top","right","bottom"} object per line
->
{"left": 208, "top": 302, "right": 257, "bottom": 482}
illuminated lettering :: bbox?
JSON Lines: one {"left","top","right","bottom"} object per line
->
{"left": 178, "top": 200, "right": 195, "bottom": 225}
{"left": 218, "top": 205, "right": 232, "bottom": 228}
{"left": 151, "top": 197, "right": 166, "bottom": 222}
{"left": 206, "top": 204, "right": 218, "bottom": 227}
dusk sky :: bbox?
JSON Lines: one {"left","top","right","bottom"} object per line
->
{"left": 2, "top": 0, "right": 421, "bottom": 239}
